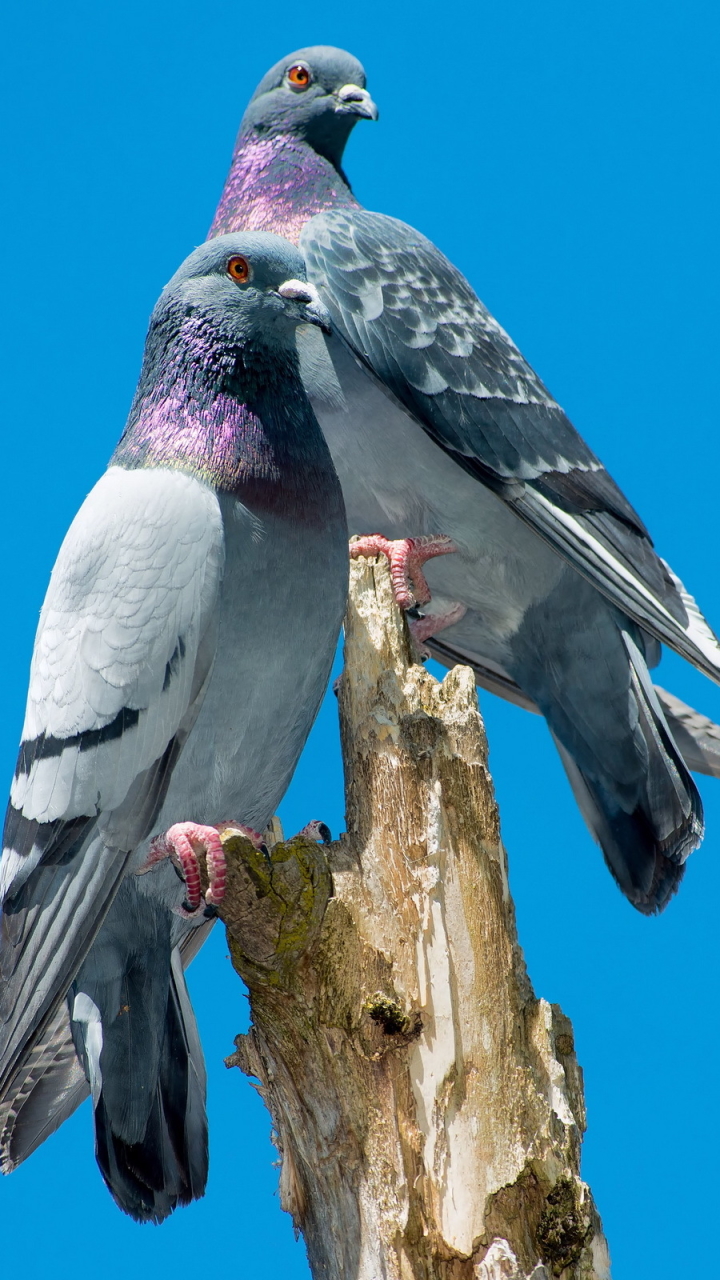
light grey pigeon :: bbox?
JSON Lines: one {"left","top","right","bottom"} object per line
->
{"left": 0, "top": 231, "right": 348, "bottom": 1221}
{"left": 209, "top": 45, "right": 720, "bottom": 913}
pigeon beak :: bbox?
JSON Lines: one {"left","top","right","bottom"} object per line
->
{"left": 334, "top": 84, "right": 379, "bottom": 121}
{"left": 277, "top": 279, "right": 332, "bottom": 334}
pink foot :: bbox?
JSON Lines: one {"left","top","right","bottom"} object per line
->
{"left": 350, "top": 534, "right": 457, "bottom": 609}
{"left": 145, "top": 822, "right": 227, "bottom": 916}
{"left": 408, "top": 602, "right": 468, "bottom": 647}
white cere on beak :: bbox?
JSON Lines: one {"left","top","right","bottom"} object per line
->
{"left": 335, "top": 85, "right": 379, "bottom": 119}
{"left": 278, "top": 279, "right": 320, "bottom": 305}
{"left": 278, "top": 279, "right": 332, "bottom": 333}
{"left": 337, "top": 84, "right": 368, "bottom": 103}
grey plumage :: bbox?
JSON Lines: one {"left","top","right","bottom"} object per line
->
{"left": 298, "top": 222, "right": 712, "bottom": 921}
{"left": 302, "top": 208, "right": 719, "bottom": 678}
{"left": 0, "top": 231, "right": 347, "bottom": 1220}
{"left": 426, "top": 636, "right": 720, "bottom": 780}
{"left": 71, "top": 879, "right": 209, "bottom": 1223}
{"left": 0, "top": 904, "right": 212, "bottom": 1180}
{"left": 209, "top": 45, "right": 720, "bottom": 913}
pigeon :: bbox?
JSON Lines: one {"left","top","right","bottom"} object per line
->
{"left": 0, "top": 230, "right": 348, "bottom": 1221}
{"left": 209, "top": 45, "right": 720, "bottom": 913}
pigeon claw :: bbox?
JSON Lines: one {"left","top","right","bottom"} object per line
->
{"left": 349, "top": 534, "right": 457, "bottom": 609}
{"left": 407, "top": 602, "right": 468, "bottom": 656}
{"left": 148, "top": 822, "right": 227, "bottom": 917}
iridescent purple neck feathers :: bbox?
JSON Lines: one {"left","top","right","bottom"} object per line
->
{"left": 112, "top": 313, "right": 338, "bottom": 513}
{"left": 114, "top": 389, "right": 279, "bottom": 494}
{"left": 209, "top": 132, "right": 360, "bottom": 247}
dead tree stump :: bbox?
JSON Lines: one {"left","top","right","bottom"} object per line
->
{"left": 219, "top": 553, "right": 611, "bottom": 1280}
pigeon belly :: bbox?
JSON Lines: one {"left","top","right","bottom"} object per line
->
{"left": 142, "top": 489, "right": 346, "bottom": 846}
{"left": 305, "top": 334, "right": 567, "bottom": 672}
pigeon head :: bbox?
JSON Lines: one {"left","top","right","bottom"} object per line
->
{"left": 115, "top": 232, "right": 336, "bottom": 493}
{"left": 157, "top": 231, "right": 331, "bottom": 345}
{"left": 240, "top": 46, "right": 378, "bottom": 171}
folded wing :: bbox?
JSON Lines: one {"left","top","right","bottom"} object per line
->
{"left": 302, "top": 209, "right": 720, "bottom": 681}
{"left": 0, "top": 466, "right": 224, "bottom": 1131}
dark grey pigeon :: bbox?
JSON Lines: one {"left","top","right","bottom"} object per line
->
{"left": 0, "top": 231, "right": 348, "bottom": 1221}
{"left": 209, "top": 45, "right": 720, "bottom": 914}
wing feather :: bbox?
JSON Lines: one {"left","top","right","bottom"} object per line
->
{"left": 302, "top": 209, "right": 720, "bottom": 680}
{"left": 11, "top": 467, "right": 223, "bottom": 830}
{"left": 0, "top": 464, "right": 224, "bottom": 1112}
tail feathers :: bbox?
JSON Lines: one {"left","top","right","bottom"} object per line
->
{"left": 83, "top": 948, "right": 207, "bottom": 1224}
{"left": 553, "top": 634, "right": 703, "bottom": 914}
{"left": 555, "top": 740, "right": 689, "bottom": 913}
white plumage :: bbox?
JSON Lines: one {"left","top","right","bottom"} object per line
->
{"left": 11, "top": 468, "right": 224, "bottom": 825}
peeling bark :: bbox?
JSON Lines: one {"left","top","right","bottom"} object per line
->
{"left": 218, "top": 554, "right": 611, "bottom": 1280}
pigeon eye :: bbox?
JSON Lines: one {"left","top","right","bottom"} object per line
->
{"left": 287, "top": 64, "right": 311, "bottom": 90}
{"left": 227, "top": 255, "right": 250, "bottom": 283}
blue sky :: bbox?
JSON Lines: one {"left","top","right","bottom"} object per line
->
{"left": 2, "top": 2, "right": 719, "bottom": 1276}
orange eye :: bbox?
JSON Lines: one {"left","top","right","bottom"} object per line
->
{"left": 227, "top": 255, "right": 250, "bottom": 283}
{"left": 287, "top": 63, "right": 311, "bottom": 89}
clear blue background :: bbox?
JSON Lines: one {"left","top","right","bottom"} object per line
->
{"left": 2, "top": 2, "right": 719, "bottom": 1275}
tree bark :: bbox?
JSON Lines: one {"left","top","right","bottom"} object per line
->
{"left": 219, "top": 553, "right": 611, "bottom": 1280}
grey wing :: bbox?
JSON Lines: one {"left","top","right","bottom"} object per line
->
{"left": 425, "top": 634, "right": 720, "bottom": 780}
{"left": 302, "top": 209, "right": 720, "bottom": 681}
{"left": 0, "top": 465, "right": 224, "bottom": 1130}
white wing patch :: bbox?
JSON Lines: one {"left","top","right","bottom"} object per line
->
{"left": 660, "top": 559, "right": 720, "bottom": 675}
{"left": 517, "top": 488, "right": 720, "bottom": 680}
{"left": 10, "top": 467, "right": 224, "bottom": 824}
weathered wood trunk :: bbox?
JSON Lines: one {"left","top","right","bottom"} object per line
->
{"left": 219, "top": 554, "right": 611, "bottom": 1280}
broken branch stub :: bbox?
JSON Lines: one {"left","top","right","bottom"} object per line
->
{"left": 218, "top": 553, "right": 611, "bottom": 1280}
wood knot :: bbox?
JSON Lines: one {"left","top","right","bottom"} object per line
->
{"left": 399, "top": 711, "right": 444, "bottom": 760}
{"left": 365, "top": 993, "right": 423, "bottom": 1040}
{"left": 536, "top": 1177, "right": 592, "bottom": 1276}
{"left": 554, "top": 1032, "right": 574, "bottom": 1057}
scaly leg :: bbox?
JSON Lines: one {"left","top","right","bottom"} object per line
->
{"left": 350, "top": 534, "right": 466, "bottom": 642}
{"left": 143, "top": 820, "right": 330, "bottom": 917}
{"left": 350, "top": 533, "right": 456, "bottom": 607}
{"left": 143, "top": 821, "right": 240, "bottom": 916}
